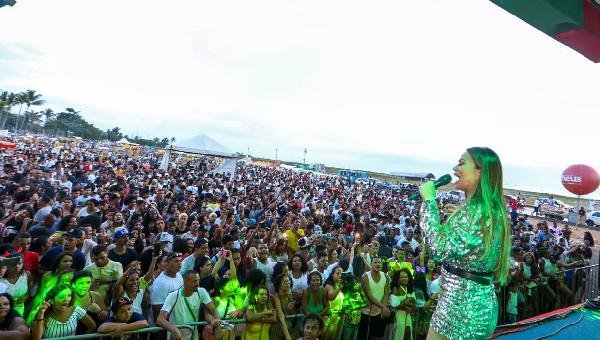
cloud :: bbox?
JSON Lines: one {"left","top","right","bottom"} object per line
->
{"left": 0, "top": 0, "right": 599, "bottom": 175}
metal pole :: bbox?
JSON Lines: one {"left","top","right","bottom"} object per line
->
{"left": 303, "top": 148, "right": 307, "bottom": 166}
{"left": 578, "top": 195, "right": 581, "bottom": 226}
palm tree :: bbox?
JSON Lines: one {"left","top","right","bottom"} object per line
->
{"left": 13, "top": 92, "right": 25, "bottom": 131}
{"left": 0, "top": 91, "right": 9, "bottom": 129}
{"left": 0, "top": 91, "right": 17, "bottom": 130}
{"left": 16, "top": 89, "right": 45, "bottom": 131}
{"left": 41, "top": 108, "right": 55, "bottom": 134}
{"left": 56, "top": 107, "right": 81, "bottom": 135}
{"left": 22, "top": 110, "right": 42, "bottom": 132}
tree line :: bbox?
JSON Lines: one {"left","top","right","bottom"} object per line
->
{"left": 0, "top": 89, "right": 175, "bottom": 147}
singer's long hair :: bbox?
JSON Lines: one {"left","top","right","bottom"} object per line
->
{"left": 466, "top": 146, "right": 511, "bottom": 286}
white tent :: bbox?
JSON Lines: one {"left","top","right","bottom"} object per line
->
{"left": 117, "top": 138, "right": 139, "bottom": 146}
{"left": 173, "top": 134, "right": 232, "bottom": 154}
{"left": 159, "top": 134, "right": 237, "bottom": 176}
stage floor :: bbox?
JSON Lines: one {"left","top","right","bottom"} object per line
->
{"left": 494, "top": 304, "right": 600, "bottom": 339}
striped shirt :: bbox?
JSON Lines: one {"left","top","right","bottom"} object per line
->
{"left": 43, "top": 306, "right": 87, "bottom": 338}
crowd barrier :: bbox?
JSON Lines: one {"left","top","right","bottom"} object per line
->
{"left": 51, "top": 314, "right": 305, "bottom": 340}
{"left": 41, "top": 265, "right": 599, "bottom": 339}
{"left": 497, "top": 264, "right": 599, "bottom": 325}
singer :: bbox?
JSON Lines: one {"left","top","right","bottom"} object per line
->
{"left": 418, "top": 147, "right": 510, "bottom": 339}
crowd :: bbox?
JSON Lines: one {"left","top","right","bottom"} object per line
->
{"left": 506, "top": 215, "right": 595, "bottom": 322}
{"left": 0, "top": 136, "right": 595, "bottom": 340}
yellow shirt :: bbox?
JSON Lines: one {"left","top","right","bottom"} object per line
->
{"left": 285, "top": 228, "right": 304, "bottom": 253}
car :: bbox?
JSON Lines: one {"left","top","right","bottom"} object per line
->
{"left": 438, "top": 190, "right": 464, "bottom": 203}
{"left": 535, "top": 198, "right": 572, "bottom": 221}
{"left": 586, "top": 211, "right": 600, "bottom": 227}
{"left": 536, "top": 197, "right": 574, "bottom": 210}
{"left": 448, "top": 190, "right": 465, "bottom": 201}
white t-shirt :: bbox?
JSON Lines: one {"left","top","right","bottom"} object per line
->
{"left": 81, "top": 238, "right": 98, "bottom": 266}
{"left": 310, "top": 267, "right": 330, "bottom": 283}
{"left": 290, "top": 272, "right": 307, "bottom": 294}
{"left": 151, "top": 272, "right": 184, "bottom": 305}
{"left": 161, "top": 288, "right": 212, "bottom": 340}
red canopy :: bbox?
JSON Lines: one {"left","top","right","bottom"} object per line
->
{"left": 0, "top": 141, "right": 16, "bottom": 149}
{"left": 492, "top": 0, "right": 600, "bottom": 62}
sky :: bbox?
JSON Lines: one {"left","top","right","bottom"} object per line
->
{"left": 1, "top": 1, "right": 600, "bottom": 199}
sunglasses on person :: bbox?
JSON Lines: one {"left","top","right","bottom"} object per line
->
{"left": 167, "top": 252, "right": 182, "bottom": 260}
{"left": 117, "top": 297, "right": 133, "bottom": 307}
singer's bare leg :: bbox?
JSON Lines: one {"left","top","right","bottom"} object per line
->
{"left": 426, "top": 327, "right": 447, "bottom": 340}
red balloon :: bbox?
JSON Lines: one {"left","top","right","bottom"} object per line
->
{"left": 561, "top": 164, "right": 600, "bottom": 196}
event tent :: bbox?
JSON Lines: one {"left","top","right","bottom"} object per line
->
{"left": 159, "top": 134, "right": 237, "bottom": 176}
{"left": 0, "top": 140, "right": 16, "bottom": 149}
{"left": 492, "top": 0, "right": 600, "bottom": 62}
{"left": 117, "top": 138, "right": 139, "bottom": 146}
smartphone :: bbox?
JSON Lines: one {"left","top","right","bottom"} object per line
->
{"left": 153, "top": 243, "right": 162, "bottom": 257}
{"left": 220, "top": 249, "right": 229, "bottom": 258}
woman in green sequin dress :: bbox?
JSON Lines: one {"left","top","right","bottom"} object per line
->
{"left": 418, "top": 147, "right": 511, "bottom": 339}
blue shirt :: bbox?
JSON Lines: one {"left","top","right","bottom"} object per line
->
{"left": 40, "top": 246, "right": 86, "bottom": 271}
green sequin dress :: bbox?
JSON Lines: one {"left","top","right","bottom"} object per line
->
{"left": 420, "top": 200, "right": 500, "bottom": 339}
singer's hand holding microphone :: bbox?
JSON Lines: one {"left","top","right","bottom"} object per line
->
{"left": 419, "top": 181, "right": 437, "bottom": 201}
{"left": 409, "top": 174, "right": 452, "bottom": 201}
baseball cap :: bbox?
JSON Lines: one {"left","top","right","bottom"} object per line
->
{"left": 157, "top": 232, "right": 173, "bottom": 243}
{"left": 114, "top": 227, "right": 129, "bottom": 239}
{"left": 66, "top": 228, "right": 83, "bottom": 239}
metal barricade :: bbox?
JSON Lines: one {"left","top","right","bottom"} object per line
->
{"left": 496, "top": 264, "right": 599, "bottom": 326}
{"left": 50, "top": 314, "right": 305, "bottom": 340}
{"left": 566, "top": 264, "right": 599, "bottom": 303}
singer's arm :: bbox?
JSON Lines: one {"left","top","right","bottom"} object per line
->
{"left": 419, "top": 199, "right": 484, "bottom": 262}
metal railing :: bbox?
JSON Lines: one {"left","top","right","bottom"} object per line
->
{"left": 50, "top": 314, "right": 305, "bottom": 340}
{"left": 496, "top": 264, "right": 599, "bottom": 326}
